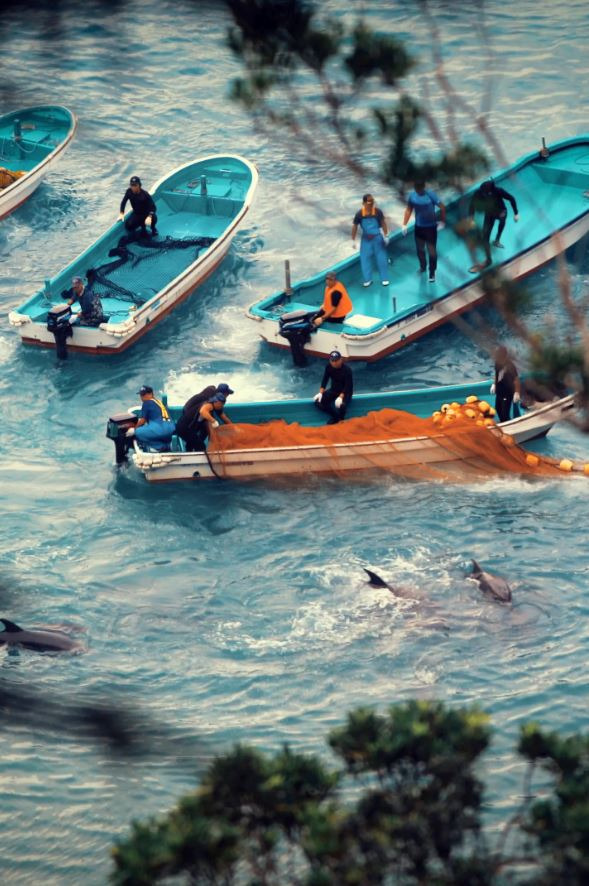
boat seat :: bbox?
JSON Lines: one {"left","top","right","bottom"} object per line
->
{"left": 160, "top": 190, "right": 239, "bottom": 218}
{"left": 346, "top": 313, "right": 382, "bottom": 330}
{"left": 533, "top": 164, "right": 589, "bottom": 189}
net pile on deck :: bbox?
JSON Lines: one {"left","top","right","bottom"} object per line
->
{"left": 207, "top": 395, "right": 589, "bottom": 482}
{"left": 89, "top": 235, "right": 215, "bottom": 306}
{"left": 0, "top": 167, "right": 25, "bottom": 188}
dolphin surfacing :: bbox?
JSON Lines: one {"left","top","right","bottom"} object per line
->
{"left": 470, "top": 560, "right": 513, "bottom": 604}
{"left": 0, "top": 618, "right": 85, "bottom": 653}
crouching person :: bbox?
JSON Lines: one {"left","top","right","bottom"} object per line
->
{"left": 313, "top": 350, "right": 354, "bottom": 424}
{"left": 127, "top": 385, "right": 175, "bottom": 451}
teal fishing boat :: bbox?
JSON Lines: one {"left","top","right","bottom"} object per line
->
{"left": 9, "top": 154, "right": 258, "bottom": 355}
{"left": 106, "top": 380, "right": 575, "bottom": 483}
{"left": 0, "top": 105, "right": 77, "bottom": 219}
{"left": 247, "top": 135, "right": 589, "bottom": 363}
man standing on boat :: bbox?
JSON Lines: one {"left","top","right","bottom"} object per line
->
{"left": 468, "top": 179, "right": 519, "bottom": 272}
{"left": 491, "top": 346, "right": 521, "bottom": 423}
{"left": 351, "top": 193, "right": 390, "bottom": 287}
{"left": 314, "top": 350, "right": 354, "bottom": 424}
{"left": 402, "top": 180, "right": 446, "bottom": 283}
{"left": 175, "top": 382, "right": 234, "bottom": 451}
{"left": 313, "top": 272, "right": 353, "bottom": 327}
{"left": 119, "top": 175, "right": 158, "bottom": 237}
{"left": 126, "top": 385, "right": 175, "bottom": 451}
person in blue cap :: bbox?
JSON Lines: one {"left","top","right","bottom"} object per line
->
{"left": 118, "top": 175, "right": 158, "bottom": 237}
{"left": 176, "top": 382, "right": 234, "bottom": 451}
{"left": 190, "top": 391, "right": 234, "bottom": 451}
{"left": 126, "top": 385, "right": 175, "bottom": 451}
{"left": 313, "top": 350, "right": 354, "bottom": 424}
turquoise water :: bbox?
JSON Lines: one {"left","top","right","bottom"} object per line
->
{"left": 1, "top": 1, "right": 588, "bottom": 882}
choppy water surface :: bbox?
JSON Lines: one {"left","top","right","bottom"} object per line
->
{"left": 1, "top": 1, "right": 588, "bottom": 882}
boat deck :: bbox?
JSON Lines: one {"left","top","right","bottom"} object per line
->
{"left": 0, "top": 107, "right": 73, "bottom": 173}
{"left": 251, "top": 140, "right": 589, "bottom": 335}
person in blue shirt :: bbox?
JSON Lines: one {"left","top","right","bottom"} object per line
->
{"left": 127, "top": 385, "right": 176, "bottom": 451}
{"left": 351, "top": 194, "right": 390, "bottom": 287}
{"left": 64, "top": 275, "right": 106, "bottom": 327}
{"left": 402, "top": 180, "right": 446, "bottom": 283}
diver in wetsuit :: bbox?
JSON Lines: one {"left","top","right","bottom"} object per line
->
{"left": 119, "top": 175, "right": 158, "bottom": 236}
{"left": 468, "top": 180, "right": 519, "bottom": 271}
{"left": 314, "top": 350, "right": 354, "bottom": 424}
{"left": 491, "top": 346, "right": 521, "bottom": 422}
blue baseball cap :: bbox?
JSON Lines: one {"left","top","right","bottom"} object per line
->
{"left": 137, "top": 385, "right": 153, "bottom": 396}
{"left": 216, "top": 383, "right": 234, "bottom": 395}
{"left": 329, "top": 350, "right": 342, "bottom": 361}
{"left": 211, "top": 392, "right": 226, "bottom": 404}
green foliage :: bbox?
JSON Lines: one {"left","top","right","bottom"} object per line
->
{"left": 225, "top": 0, "right": 488, "bottom": 191}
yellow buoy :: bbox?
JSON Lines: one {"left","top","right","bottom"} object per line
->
{"left": 526, "top": 454, "right": 540, "bottom": 467}
{"left": 476, "top": 419, "right": 485, "bottom": 427}
{"left": 465, "top": 408, "right": 477, "bottom": 419}
{"left": 488, "top": 407, "right": 496, "bottom": 417}
{"left": 465, "top": 395, "right": 479, "bottom": 404}
{"left": 450, "top": 402, "right": 461, "bottom": 410}
{"left": 559, "top": 459, "right": 573, "bottom": 472}
{"left": 441, "top": 403, "right": 450, "bottom": 413}
{"left": 478, "top": 401, "right": 491, "bottom": 414}
{"left": 484, "top": 417, "right": 496, "bottom": 427}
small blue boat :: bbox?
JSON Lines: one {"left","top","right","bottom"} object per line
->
{"left": 9, "top": 154, "right": 258, "bottom": 355}
{"left": 0, "top": 105, "right": 77, "bottom": 219}
{"left": 247, "top": 135, "right": 589, "bottom": 363}
{"left": 106, "top": 380, "right": 575, "bottom": 483}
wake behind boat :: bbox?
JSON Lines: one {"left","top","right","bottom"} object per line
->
{"left": 9, "top": 154, "right": 258, "bottom": 355}
{"left": 0, "top": 105, "right": 77, "bottom": 220}
{"left": 106, "top": 380, "right": 576, "bottom": 483}
{"left": 247, "top": 135, "right": 589, "bottom": 363}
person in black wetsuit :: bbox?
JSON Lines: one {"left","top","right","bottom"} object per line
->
{"left": 118, "top": 175, "right": 158, "bottom": 236}
{"left": 491, "top": 346, "right": 521, "bottom": 423}
{"left": 175, "top": 382, "right": 234, "bottom": 451}
{"left": 468, "top": 179, "right": 519, "bottom": 271}
{"left": 314, "top": 350, "right": 354, "bottom": 424}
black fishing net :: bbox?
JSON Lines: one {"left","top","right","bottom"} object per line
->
{"left": 88, "top": 233, "right": 216, "bottom": 306}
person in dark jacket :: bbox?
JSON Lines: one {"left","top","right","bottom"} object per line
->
{"left": 175, "top": 382, "right": 234, "bottom": 451}
{"left": 64, "top": 275, "right": 106, "bottom": 326}
{"left": 119, "top": 175, "right": 158, "bottom": 236}
{"left": 314, "top": 350, "right": 354, "bottom": 424}
{"left": 491, "top": 346, "right": 521, "bottom": 422}
{"left": 468, "top": 179, "right": 519, "bottom": 271}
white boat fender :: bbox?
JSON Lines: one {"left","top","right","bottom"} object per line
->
{"left": 8, "top": 310, "right": 31, "bottom": 326}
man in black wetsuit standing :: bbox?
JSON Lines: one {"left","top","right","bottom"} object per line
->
{"left": 468, "top": 179, "right": 519, "bottom": 272}
{"left": 313, "top": 350, "right": 354, "bottom": 424}
{"left": 118, "top": 175, "right": 158, "bottom": 236}
{"left": 491, "top": 345, "right": 521, "bottom": 423}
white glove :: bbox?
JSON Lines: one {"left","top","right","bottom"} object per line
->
{"left": 437, "top": 221, "right": 446, "bottom": 231}
{"left": 513, "top": 391, "right": 521, "bottom": 403}
{"left": 125, "top": 427, "right": 135, "bottom": 437}
{"left": 211, "top": 420, "right": 219, "bottom": 429}
{"left": 402, "top": 224, "right": 408, "bottom": 236}
{"left": 145, "top": 215, "right": 152, "bottom": 227}
{"left": 118, "top": 212, "right": 124, "bottom": 221}
{"left": 514, "top": 214, "right": 519, "bottom": 222}
{"left": 335, "top": 396, "right": 343, "bottom": 410}
{"left": 490, "top": 383, "right": 496, "bottom": 394}
{"left": 314, "top": 392, "right": 323, "bottom": 404}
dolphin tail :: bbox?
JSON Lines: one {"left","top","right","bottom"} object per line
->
{"left": 0, "top": 618, "right": 23, "bottom": 632}
{"left": 363, "top": 568, "right": 389, "bottom": 588}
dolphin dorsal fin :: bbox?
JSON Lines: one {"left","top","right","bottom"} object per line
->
{"left": 471, "top": 559, "right": 482, "bottom": 575}
{"left": 0, "top": 618, "right": 23, "bottom": 632}
{"left": 363, "top": 568, "right": 389, "bottom": 588}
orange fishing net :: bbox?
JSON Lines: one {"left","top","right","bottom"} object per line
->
{"left": 0, "top": 167, "right": 25, "bottom": 188}
{"left": 206, "top": 397, "right": 588, "bottom": 483}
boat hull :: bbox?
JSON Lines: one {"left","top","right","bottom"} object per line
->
{"left": 0, "top": 106, "right": 77, "bottom": 220}
{"left": 128, "top": 390, "right": 575, "bottom": 483}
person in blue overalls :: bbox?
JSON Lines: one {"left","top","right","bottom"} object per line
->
{"left": 351, "top": 194, "right": 390, "bottom": 287}
{"left": 402, "top": 180, "right": 446, "bottom": 283}
{"left": 127, "top": 385, "right": 176, "bottom": 451}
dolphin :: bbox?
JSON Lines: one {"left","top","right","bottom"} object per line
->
{"left": 363, "top": 568, "right": 449, "bottom": 631}
{"left": 363, "top": 567, "right": 412, "bottom": 599}
{"left": 470, "top": 560, "right": 513, "bottom": 603}
{"left": 0, "top": 618, "right": 86, "bottom": 653}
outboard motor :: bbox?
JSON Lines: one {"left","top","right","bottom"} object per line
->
{"left": 278, "top": 309, "right": 320, "bottom": 367}
{"left": 106, "top": 412, "right": 139, "bottom": 465}
{"left": 46, "top": 303, "right": 73, "bottom": 360}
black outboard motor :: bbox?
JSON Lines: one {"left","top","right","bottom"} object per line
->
{"left": 278, "top": 309, "right": 320, "bottom": 367}
{"left": 47, "top": 303, "right": 73, "bottom": 360}
{"left": 106, "top": 412, "right": 139, "bottom": 465}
